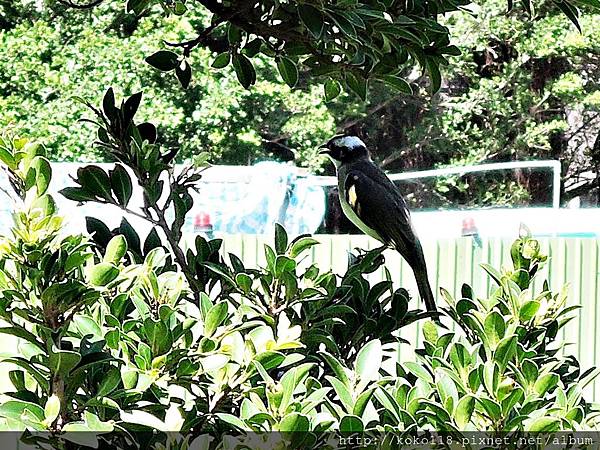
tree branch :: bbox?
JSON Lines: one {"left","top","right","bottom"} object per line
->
{"left": 56, "top": 0, "right": 104, "bottom": 9}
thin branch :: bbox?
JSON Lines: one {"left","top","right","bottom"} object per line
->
{"left": 164, "top": 18, "right": 226, "bottom": 56}
{"left": 56, "top": 0, "right": 104, "bottom": 9}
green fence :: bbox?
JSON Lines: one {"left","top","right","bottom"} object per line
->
{"left": 220, "top": 234, "right": 600, "bottom": 402}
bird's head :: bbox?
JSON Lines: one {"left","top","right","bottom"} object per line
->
{"left": 319, "top": 135, "right": 369, "bottom": 166}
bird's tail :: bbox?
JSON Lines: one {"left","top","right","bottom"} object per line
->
{"left": 413, "top": 268, "right": 436, "bottom": 312}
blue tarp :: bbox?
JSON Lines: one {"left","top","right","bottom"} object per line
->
{"left": 0, "top": 162, "right": 327, "bottom": 236}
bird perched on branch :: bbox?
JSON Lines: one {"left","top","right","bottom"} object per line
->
{"left": 319, "top": 135, "right": 436, "bottom": 312}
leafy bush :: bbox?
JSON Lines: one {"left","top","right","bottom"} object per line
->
{"left": 0, "top": 92, "right": 598, "bottom": 448}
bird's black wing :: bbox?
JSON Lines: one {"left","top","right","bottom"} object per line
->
{"left": 343, "top": 162, "right": 417, "bottom": 260}
{"left": 344, "top": 161, "right": 437, "bottom": 312}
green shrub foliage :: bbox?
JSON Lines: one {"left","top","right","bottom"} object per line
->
{"left": 0, "top": 94, "right": 598, "bottom": 447}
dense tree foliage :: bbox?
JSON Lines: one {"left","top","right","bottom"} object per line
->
{"left": 347, "top": 0, "right": 600, "bottom": 207}
{"left": 51, "top": 0, "right": 598, "bottom": 96}
{"left": 0, "top": 4, "right": 336, "bottom": 169}
{"left": 1, "top": 0, "right": 599, "bottom": 207}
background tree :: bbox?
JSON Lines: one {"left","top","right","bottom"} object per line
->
{"left": 2, "top": 0, "right": 600, "bottom": 209}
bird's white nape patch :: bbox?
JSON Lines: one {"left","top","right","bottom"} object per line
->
{"left": 333, "top": 136, "right": 366, "bottom": 149}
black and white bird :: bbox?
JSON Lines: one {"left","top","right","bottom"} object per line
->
{"left": 319, "top": 134, "right": 436, "bottom": 312}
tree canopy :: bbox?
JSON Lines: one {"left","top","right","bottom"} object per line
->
{"left": 37, "top": 0, "right": 600, "bottom": 96}
{"left": 1, "top": 0, "right": 599, "bottom": 207}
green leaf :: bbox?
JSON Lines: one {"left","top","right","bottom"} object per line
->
{"left": 519, "top": 300, "right": 540, "bottom": 321}
{"left": 319, "top": 351, "right": 350, "bottom": 387}
{"left": 423, "top": 321, "right": 438, "bottom": 343}
{"left": 0, "top": 147, "right": 16, "bottom": 170}
{"left": 289, "top": 237, "right": 319, "bottom": 258}
{"left": 528, "top": 416, "right": 560, "bottom": 432}
{"left": 325, "top": 376, "right": 353, "bottom": 412}
{"left": 0, "top": 326, "right": 45, "bottom": 352}
{"left": 86, "top": 262, "right": 119, "bottom": 286}
{"left": 102, "top": 87, "right": 116, "bottom": 118}
{"left": 279, "top": 412, "right": 309, "bottom": 432}
{"left": 478, "top": 398, "right": 502, "bottom": 421}
{"left": 274, "top": 223, "right": 288, "bottom": 254}
{"left": 204, "top": 302, "right": 228, "bottom": 337}
{"left": 77, "top": 165, "right": 113, "bottom": 202}
{"left": 145, "top": 50, "right": 179, "bottom": 71}
{"left": 30, "top": 156, "right": 52, "bottom": 196}
{"left": 227, "top": 24, "right": 242, "bottom": 45}
{"left": 215, "top": 413, "right": 248, "bottom": 431}
{"left": 96, "top": 366, "right": 121, "bottom": 397}
{"left": 104, "top": 235, "right": 128, "bottom": 264}
{"left": 426, "top": 58, "right": 442, "bottom": 92}
{"left": 176, "top": 60, "right": 192, "bottom": 88}
{"left": 202, "top": 262, "right": 236, "bottom": 286}
{"left": 483, "top": 361, "right": 499, "bottom": 396}
{"left": 86, "top": 217, "right": 112, "bottom": 247}
{"left": 2, "top": 358, "right": 49, "bottom": 391}
{"left": 495, "top": 335, "right": 517, "bottom": 372}
{"left": 232, "top": 54, "right": 256, "bottom": 89}
{"left": 126, "top": 0, "right": 151, "bottom": 14}
{"left": 355, "top": 339, "right": 382, "bottom": 382}
{"left": 339, "top": 415, "right": 364, "bottom": 433}
{"left": 0, "top": 400, "right": 45, "bottom": 423}
{"left": 44, "top": 395, "right": 60, "bottom": 425}
{"left": 324, "top": 79, "right": 342, "bottom": 101}
{"left": 405, "top": 361, "right": 433, "bottom": 384}
{"left": 280, "top": 363, "right": 314, "bottom": 413}
{"left": 480, "top": 263, "right": 502, "bottom": 285}
{"left": 73, "top": 315, "right": 103, "bottom": 339}
{"left": 298, "top": 4, "right": 325, "bottom": 38}
{"left": 454, "top": 395, "right": 475, "bottom": 428}
{"left": 381, "top": 75, "right": 413, "bottom": 94}
{"left": 60, "top": 187, "right": 97, "bottom": 203}
{"left": 556, "top": 0, "right": 581, "bottom": 32}
{"left": 345, "top": 72, "right": 368, "bottom": 100}
{"left": 144, "top": 318, "right": 172, "bottom": 356}
{"left": 484, "top": 311, "right": 506, "bottom": 347}
{"left": 235, "top": 273, "right": 252, "bottom": 293}
{"left": 534, "top": 373, "right": 559, "bottom": 396}
{"left": 49, "top": 349, "right": 82, "bottom": 377}
{"left": 143, "top": 228, "right": 162, "bottom": 254}
{"left": 212, "top": 52, "right": 231, "bottom": 68}
{"left": 353, "top": 388, "right": 376, "bottom": 418}
{"left": 277, "top": 57, "right": 299, "bottom": 88}
{"left": 110, "top": 164, "right": 133, "bottom": 207}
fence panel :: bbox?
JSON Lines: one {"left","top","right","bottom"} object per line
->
{"left": 225, "top": 234, "right": 600, "bottom": 401}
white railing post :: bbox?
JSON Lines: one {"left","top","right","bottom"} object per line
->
{"left": 312, "top": 160, "right": 562, "bottom": 209}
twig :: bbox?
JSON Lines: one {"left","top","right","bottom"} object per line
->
{"left": 56, "top": 0, "right": 104, "bottom": 9}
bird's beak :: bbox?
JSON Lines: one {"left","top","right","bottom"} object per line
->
{"left": 318, "top": 144, "right": 330, "bottom": 155}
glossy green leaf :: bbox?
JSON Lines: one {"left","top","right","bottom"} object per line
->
{"left": 339, "top": 415, "right": 364, "bottom": 433}
{"left": 232, "top": 54, "right": 256, "bottom": 89}
{"left": 204, "top": 302, "right": 228, "bottom": 337}
{"left": 109, "top": 164, "right": 133, "bottom": 207}
{"left": 355, "top": 339, "right": 382, "bottom": 382}
{"left": 454, "top": 395, "right": 475, "bottom": 428}
{"left": 86, "top": 262, "right": 119, "bottom": 286}
{"left": 277, "top": 57, "right": 299, "bottom": 88}
{"left": 298, "top": 4, "right": 324, "bottom": 38}
{"left": 324, "top": 79, "right": 342, "bottom": 101}
{"left": 104, "top": 234, "right": 128, "bottom": 264}
{"left": 145, "top": 50, "right": 179, "bottom": 71}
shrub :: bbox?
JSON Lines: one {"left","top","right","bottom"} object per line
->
{"left": 0, "top": 91, "right": 597, "bottom": 449}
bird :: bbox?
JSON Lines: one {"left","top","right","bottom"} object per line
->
{"left": 319, "top": 134, "right": 437, "bottom": 312}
